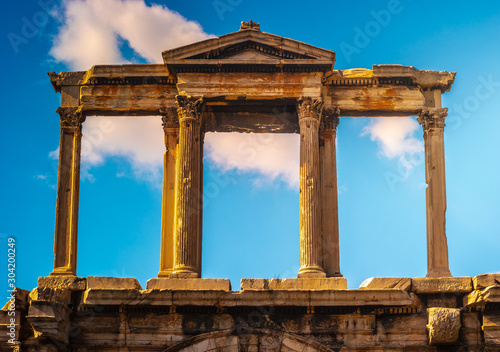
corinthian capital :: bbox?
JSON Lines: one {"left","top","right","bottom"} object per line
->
{"left": 56, "top": 107, "right": 85, "bottom": 130}
{"left": 321, "top": 107, "right": 340, "bottom": 130}
{"left": 418, "top": 107, "right": 448, "bottom": 130}
{"left": 175, "top": 95, "right": 203, "bottom": 121}
{"left": 159, "top": 106, "right": 179, "bottom": 129}
{"left": 297, "top": 97, "right": 323, "bottom": 121}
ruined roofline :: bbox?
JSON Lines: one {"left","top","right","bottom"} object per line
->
{"left": 48, "top": 64, "right": 455, "bottom": 93}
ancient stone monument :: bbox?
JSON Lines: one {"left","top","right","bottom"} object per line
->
{"left": 2, "top": 21, "right": 499, "bottom": 351}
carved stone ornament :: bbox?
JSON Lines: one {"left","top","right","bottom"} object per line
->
{"left": 297, "top": 97, "right": 324, "bottom": 121}
{"left": 160, "top": 107, "right": 179, "bottom": 129}
{"left": 240, "top": 20, "right": 260, "bottom": 31}
{"left": 175, "top": 95, "right": 203, "bottom": 121}
{"left": 56, "top": 107, "right": 85, "bottom": 129}
{"left": 322, "top": 107, "right": 341, "bottom": 130}
{"left": 418, "top": 107, "right": 448, "bottom": 130}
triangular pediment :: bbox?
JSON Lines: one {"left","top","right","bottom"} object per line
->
{"left": 162, "top": 23, "right": 336, "bottom": 63}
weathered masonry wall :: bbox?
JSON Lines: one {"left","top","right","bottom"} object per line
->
{"left": 1, "top": 275, "right": 499, "bottom": 351}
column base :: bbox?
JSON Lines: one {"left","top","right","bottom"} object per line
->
{"left": 157, "top": 269, "right": 173, "bottom": 278}
{"left": 50, "top": 268, "right": 75, "bottom": 276}
{"left": 326, "top": 272, "right": 344, "bottom": 278}
{"left": 426, "top": 269, "right": 452, "bottom": 278}
{"left": 170, "top": 265, "right": 199, "bottom": 278}
{"left": 297, "top": 265, "right": 326, "bottom": 278}
{"left": 147, "top": 278, "right": 231, "bottom": 291}
{"left": 241, "top": 277, "right": 347, "bottom": 290}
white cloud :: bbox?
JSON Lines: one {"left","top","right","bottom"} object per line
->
{"left": 362, "top": 116, "right": 423, "bottom": 172}
{"left": 204, "top": 133, "right": 300, "bottom": 188}
{"left": 50, "top": 0, "right": 213, "bottom": 70}
{"left": 81, "top": 116, "right": 164, "bottom": 183}
{"left": 49, "top": 116, "right": 164, "bottom": 184}
{"left": 34, "top": 174, "right": 56, "bottom": 189}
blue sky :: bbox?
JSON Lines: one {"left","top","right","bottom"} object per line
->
{"left": 1, "top": 0, "right": 500, "bottom": 292}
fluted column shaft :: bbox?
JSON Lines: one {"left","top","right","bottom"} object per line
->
{"left": 51, "top": 107, "right": 85, "bottom": 276}
{"left": 297, "top": 97, "right": 326, "bottom": 278}
{"left": 158, "top": 108, "right": 179, "bottom": 277}
{"left": 320, "top": 108, "right": 342, "bottom": 277}
{"left": 171, "top": 96, "right": 203, "bottom": 278}
{"left": 418, "top": 107, "right": 451, "bottom": 277}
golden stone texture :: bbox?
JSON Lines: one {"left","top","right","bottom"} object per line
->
{"left": 411, "top": 277, "right": 473, "bottom": 293}
{"left": 240, "top": 278, "right": 347, "bottom": 290}
{"left": 5, "top": 21, "right": 497, "bottom": 352}
{"left": 427, "top": 307, "right": 461, "bottom": 345}
{"left": 359, "top": 277, "right": 411, "bottom": 290}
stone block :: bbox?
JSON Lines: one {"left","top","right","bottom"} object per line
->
{"left": 473, "top": 274, "right": 500, "bottom": 290}
{"left": 146, "top": 278, "right": 231, "bottom": 291}
{"left": 1, "top": 288, "right": 30, "bottom": 311}
{"left": 411, "top": 277, "right": 472, "bottom": 293}
{"left": 359, "top": 277, "right": 411, "bottom": 291}
{"left": 427, "top": 294, "right": 458, "bottom": 308}
{"left": 27, "top": 300, "right": 72, "bottom": 344}
{"left": 464, "top": 286, "right": 500, "bottom": 308}
{"left": 38, "top": 276, "right": 86, "bottom": 291}
{"left": 240, "top": 277, "right": 347, "bottom": 291}
{"left": 86, "top": 276, "right": 142, "bottom": 290}
{"left": 483, "top": 312, "right": 500, "bottom": 346}
{"left": 83, "top": 289, "right": 144, "bottom": 305}
{"left": 426, "top": 307, "right": 461, "bottom": 345}
{"left": 29, "top": 287, "right": 72, "bottom": 305}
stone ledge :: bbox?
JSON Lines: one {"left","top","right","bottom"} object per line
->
{"left": 87, "top": 276, "right": 142, "bottom": 290}
{"left": 83, "top": 289, "right": 147, "bottom": 306}
{"left": 411, "top": 277, "right": 473, "bottom": 294}
{"left": 38, "top": 276, "right": 86, "bottom": 291}
{"left": 36, "top": 286, "right": 415, "bottom": 310}
{"left": 224, "top": 289, "right": 415, "bottom": 307}
{"left": 146, "top": 278, "right": 231, "bottom": 291}
{"left": 473, "top": 274, "right": 500, "bottom": 290}
{"left": 82, "top": 288, "right": 415, "bottom": 307}
{"left": 240, "top": 278, "right": 347, "bottom": 291}
{"left": 359, "top": 277, "right": 411, "bottom": 291}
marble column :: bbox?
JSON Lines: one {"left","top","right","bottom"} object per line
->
{"left": 418, "top": 107, "right": 452, "bottom": 278}
{"left": 51, "top": 107, "right": 85, "bottom": 276}
{"left": 171, "top": 95, "right": 203, "bottom": 278}
{"left": 320, "top": 108, "right": 342, "bottom": 277}
{"left": 297, "top": 97, "right": 326, "bottom": 278}
{"left": 158, "top": 107, "right": 179, "bottom": 277}
{"left": 197, "top": 131, "right": 205, "bottom": 277}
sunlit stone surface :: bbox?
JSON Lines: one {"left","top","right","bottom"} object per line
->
{"left": 4, "top": 21, "right": 497, "bottom": 351}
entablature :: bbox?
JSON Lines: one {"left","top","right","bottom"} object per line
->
{"left": 324, "top": 65, "right": 455, "bottom": 93}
